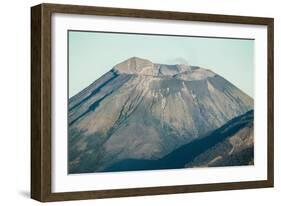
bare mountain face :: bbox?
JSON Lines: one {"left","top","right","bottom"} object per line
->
{"left": 68, "top": 57, "right": 253, "bottom": 173}
{"left": 104, "top": 110, "right": 254, "bottom": 172}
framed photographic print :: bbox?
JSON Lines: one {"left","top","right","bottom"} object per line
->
{"left": 31, "top": 3, "right": 274, "bottom": 202}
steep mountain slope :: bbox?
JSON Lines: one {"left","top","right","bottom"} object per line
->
{"left": 68, "top": 57, "right": 253, "bottom": 173}
{"left": 104, "top": 110, "right": 254, "bottom": 172}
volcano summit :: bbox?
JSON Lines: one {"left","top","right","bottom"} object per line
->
{"left": 68, "top": 57, "right": 254, "bottom": 173}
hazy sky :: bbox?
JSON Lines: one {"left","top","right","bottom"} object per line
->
{"left": 68, "top": 31, "right": 254, "bottom": 98}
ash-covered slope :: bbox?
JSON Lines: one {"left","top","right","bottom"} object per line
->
{"left": 68, "top": 57, "right": 253, "bottom": 173}
{"left": 104, "top": 110, "right": 254, "bottom": 172}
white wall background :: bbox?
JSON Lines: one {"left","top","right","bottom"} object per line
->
{"left": 0, "top": 0, "right": 279, "bottom": 205}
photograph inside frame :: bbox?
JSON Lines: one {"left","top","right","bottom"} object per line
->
{"left": 67, "top": 30, "right": 254, "bottom": 174}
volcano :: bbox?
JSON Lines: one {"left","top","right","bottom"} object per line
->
{"left": 68, "top": 57, "right": 254, "bottom": 173}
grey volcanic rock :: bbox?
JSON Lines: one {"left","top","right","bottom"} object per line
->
{"left": 184, "top": 111, "right": 254, "bottom": 168}
{"left": 114, "top": 57, "right": 192, "bottom": 76}
{"left": 68, "top": 57, "right": 253, "bottom": 173}
{"left": 103, "top": 110, "right": 254, "bottom": 172}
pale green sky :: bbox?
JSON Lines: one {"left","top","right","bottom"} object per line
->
{"left": 68, "top": 31, "right": 254, "bottom": 98}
